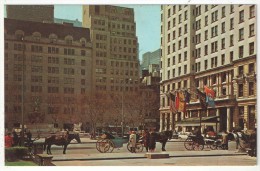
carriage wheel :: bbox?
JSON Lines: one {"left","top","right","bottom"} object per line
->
{"left": 192, "top": 139, "right": 204, "bottom": 151}
{"left": 107, "top": 140, "right": 115, "bottom": 153}
{"left": 135, "top": 143, "right": 144, "bottom": 153}
{"left": 96, "top": 139, "right": 110, "bottom": 153}
{"left": 184, "top": 137, "right": 194, "bottom": 150}
{"left": 127, "top": 142, "right": 131, "bottom": 152}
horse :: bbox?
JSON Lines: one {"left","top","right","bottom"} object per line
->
{"left": 154, "top": 130, "right": 173, "bottom": 151}
{"left": 44, "top": 132, "right": 81, "bottom": 155}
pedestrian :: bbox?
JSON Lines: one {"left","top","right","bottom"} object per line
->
{"left": 129, "top": 131, "right": 137, "bottom": 153}
{"left": 149, "top": 129, "right": 156, "bottom": 152}
{"left": 5, "top": 132, "right": 13, "bottom": 148}
{"left": 222, "top": 130, "right": 228, "bottom": 150}
{"left": 143, "top": 129, "right": 150, "bottom": 152}
{"left": 12, "top": 129, "right": 19, "bottom": 146}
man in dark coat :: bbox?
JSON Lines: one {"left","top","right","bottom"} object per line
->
{"left": 149, "top": 129, "right": 156, "bottom": 152}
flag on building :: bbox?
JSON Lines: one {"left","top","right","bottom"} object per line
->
{"left": 178, "top": 91, "right": 186, "bottom": 112}
{"left": 204, "top": 85, "right": 215, "bottom": 98}
{"left": 206, "top": 96, "right": 215, "bottom": 108}
{"left": 169, "top": 92, "right": 177, "bottom": 113}
{"left": 184, "top": 90, "right": 191, "bottom": 103}
{"left": 175, "top": 91, "right": 180, "bottom": 111}
{"left": 197, "top": 88, "right": 207, "bottom": 110}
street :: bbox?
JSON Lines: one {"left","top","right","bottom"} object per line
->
{"left": 40, "top": 139, "right": 257, "bottom": 166}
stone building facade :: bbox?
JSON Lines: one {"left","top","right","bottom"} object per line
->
{"left": 4, "top": 18, "right": 92, "bottom": 127}
{"left": 160, "top": 5, "right": 256, "bottom": 133}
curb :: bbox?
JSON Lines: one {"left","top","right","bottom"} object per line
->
{"left": 52, "top": 152, "right": 247, "bottom": 162}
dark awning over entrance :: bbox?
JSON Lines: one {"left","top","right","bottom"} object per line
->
{"left": 175, "top": 116, "right": 219, "bottom": 126}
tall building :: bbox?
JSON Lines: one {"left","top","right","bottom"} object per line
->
{"left": 4, "top": 18, "right": 92, "bottom": 127}
{"left": 82, "top": 5, "right": 140, "bottom": 93}
{"left": 6, "top": 5, "right": 54, "bottom": 23}
{"left": 160, "top": 5, "right": 256, "bottom": 132}
{"left": 141, "top": 49, "right": 161, "bottom": 70}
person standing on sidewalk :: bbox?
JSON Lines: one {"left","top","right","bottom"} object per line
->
{"left": 5, "top": 132, "right": 14, "bottom": 148}
{"left": 149, "top": 129, "right": 156, "bottom": 152}
{"left": 129, "top": 131, "right": 137, "bottom": 153}
{"left": 142, "top": 129, "right": 150, "bottom": 152}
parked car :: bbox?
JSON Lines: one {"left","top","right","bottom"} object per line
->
{"left": 178, "top": 132, "right": 192, "bottom": 139}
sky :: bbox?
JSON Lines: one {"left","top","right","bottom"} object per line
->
{"left": 55, "top": 4, "right": 161, "bottom": 61}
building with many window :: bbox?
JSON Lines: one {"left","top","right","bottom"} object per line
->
{"left": 160, "top": 5, "right": 256, "bottom": 133}
{"left": 82, "top": 5, "right": 140, "bottom": 93}
{"left": 4, "top": 18, "right": 92, "bottom": 127}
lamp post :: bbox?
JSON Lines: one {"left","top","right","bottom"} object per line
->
{"left": 21, "top": 36, "right": 25, "bottom": 146}
{"left": 121, "top": 78, "right": 131, "bottom": 137}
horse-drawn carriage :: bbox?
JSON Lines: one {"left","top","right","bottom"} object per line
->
{"left": 95, "top": 132, "right": 129, "bottom": 153}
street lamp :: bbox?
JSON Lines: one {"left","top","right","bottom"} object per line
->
{"left": 21, "top": 35, "right": 25, "bottom": 146}
{"left": 121, "top": 78, "right": 131, "bottom": 137}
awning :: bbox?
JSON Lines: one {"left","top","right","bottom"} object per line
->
{"left": 175, "top": 116, "right": 219, "bottom": 126}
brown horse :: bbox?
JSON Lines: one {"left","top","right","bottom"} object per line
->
{"left": 44, "top": 132, "right": 81, "bottom": 154}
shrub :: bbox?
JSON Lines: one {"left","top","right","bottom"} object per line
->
{"left": 5, "top": 147, "right": 28, "bottom": 162}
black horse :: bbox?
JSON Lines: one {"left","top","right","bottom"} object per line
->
{"left": 44, "top": 132, "right": 81, "bottom": 155}
{"left": 155, "top": 130, "right": 173, "bottom": 151}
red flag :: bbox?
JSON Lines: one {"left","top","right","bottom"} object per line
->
{"left": 204, "top": 86, "right": 215, "bottom": 98}
{"left": 175, "top": 91, "right": 180, "bottom": 111}
{"left": 169, "top": 92, "right": 177, "bottom": 113}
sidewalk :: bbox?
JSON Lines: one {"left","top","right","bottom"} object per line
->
{"left": 52, "top": 149, "right": 247, "bottom": 162}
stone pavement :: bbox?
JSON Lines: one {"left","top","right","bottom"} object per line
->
{"left": 52, "top": 149, "right": 247, "bottom": 161}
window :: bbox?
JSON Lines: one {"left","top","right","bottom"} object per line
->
{"left": 239, "top": 10, "right": 244, "bottom": 23}
{"left": 167, "top": 58, "right": 170, "bottom": 67}
{"left": 167, "top": 70, "right": 170, "bottom": 79}
{"left": 184, "top": 51, "right": 187, "bottom": 61}
{"left": 238, "top": 84, "right": 243, "bottom": 97}
{"left": 205, "top": 5, "right": 208, "bottom": 12}
{"left": 196, "top": 20, "right": 201, "bottom": 30}
{"left": 168, "top": 45, "right": 170, "bottom": 54}
{"left": 250, "top": 5, "right": 255, "bottom": 18}
{"left": 173, "top": 18, "right": 176, "bottom": 27}
{"left": 211, "top": 10, "right": 218, "bottom": 23}
{"left": 230, "top": 51, "right": 233, "bottom": 62}
{"left": 184, "top": 37, "right": 187, "bottom": 47}
{"left": 239, "top": 28, "right": 244, "bottom": 40}
{"left": 173, "top": 6, "right": 176, "bottom": 14}
{"left": 184, "top": 11, "right": 188, "bottom": 20}
{"left": 221, "top": 54, "right": 225, "bottom": 65}
{"left": 211, "top": 57, "right": 217, "bottom": 68}
{"left": 211, "top": 41, "right": 218, "bottom": 53}
{"left": 184, "top": 24, "right": 187, "bottom": 34}
{"left": 205, "top": 30, "right": 208, "bottom": 40}
{"left": 249, "top": 63, "right": 254, "bottom": 74}
{"left": 178, "top": 40, "right": 181, "bottom": 49}
{"left": 249, "top": 42, "right": 254, "bottom": 55}
{"left": 173, "top": 56, "right": 175, "bottom": 65}
{"left": 168, "top": 33, "right": 171, "bottom": 42}
{"left": 222, "top": 73, "right": 226, "bottom": 82}
{"left": 238, "top": 66, "right": 244, "bottom": 76}
{"left": 205, "top": 16, "right": 208, "bottom": 26}
{"left": 172, "top": 31, "right": 176, "bottom": 40}
{"left": 172, "top": 69, "right": 175, "bottom": 77}
{"left": 172, "top": 44, "right": 175, "bottom": 53}
{"left": 249, "top": 82, "right": 254, "bottom": 96}
{"left": 184, "top": 65, "right": 187, "bottom": 74}
{"left": 239, "top": 46, "right": 244, "bottom": 58}
{"left": 179, "top": 14, "right": 182, "bottom": 23}
{"left": 230, "top": 18, "right": 234, "bottom": 30}
{"left": 212, "top": 75, "right": 216, "bottom": 84}
{"left": 204, "top": 59, "right": 208, "bottom": 70}
{"left": 178, "top": 54, "right": 181, "bottom": 63}
{"left": 204, "top": 45, "right": 208, "bottom": 55}
{"left": 222, "top": 6, "right": 225, "bottom": 18}
{"left": 230, "top": 35, "right": 234, "bottom": 46}
{"left": 211, "top": 25, "right": 218, "bottom": 37}
{"left": 168, "top": 8, "right": 171, "bottom": 17}
{"left": 221, "top": 38, "right": 225, "bottom": 49}
{"left": 230, "top": 5, "right": 234, "bottom": 13}
{"left": 168, "top": 21, "right": 171, "bottom": 30}
{"left": 249, "top": 24, "right": 255, "bottom": 37}
{"left": 178, "top": 67, "right": 181, "bottom": 76}
{"left": 179, "top": 27, "right": 182, "bottom": 36}
{"left": 221, "top": 22, "right": 225, "bottom": 33}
